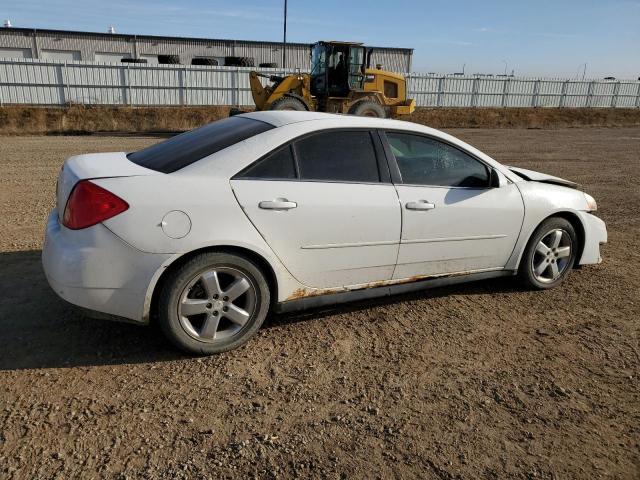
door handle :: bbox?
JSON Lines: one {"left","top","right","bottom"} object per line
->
{"left": 259, "top": 198, "right": 298, "bottom": 210}
{"left": 405, "top": 200, "right": 436, "bottom": 211}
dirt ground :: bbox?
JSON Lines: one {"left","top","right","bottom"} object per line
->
{"left": 0, "top": 128, "right": 638, "bottom": 479}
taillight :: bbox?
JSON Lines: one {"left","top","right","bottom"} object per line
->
{"left": 62, "top": 180, "right": 129, "bottom": 230}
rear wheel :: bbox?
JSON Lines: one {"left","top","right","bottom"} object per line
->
{"left": 158, "top": 252, "right": 270, "bottom": 354}
{"left": 348, "top": 100, "right": 387, "bottom": 118}
{"left": 270, "top": 96, "right": 307, "bottom": 111}
{"left": 519, "top": 217, "right": 578, "bottom": 289}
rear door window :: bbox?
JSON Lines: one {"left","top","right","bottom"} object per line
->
{"left": 294, "top": 130, "right": 380, "bottom": 183}
{"left": 239, "top": 145, "right": 297, "bottom": 179}
{"left": 127, "top": 116, "right": 273, "bottom": 173}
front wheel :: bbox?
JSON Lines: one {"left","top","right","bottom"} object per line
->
{"left": 348, "top": 100, "right": 387, "bottom": 118}
{"left": 518, "top": 217, "right": 578, "bottom": 289}
{"left": 270, "top": 96, "right": 306, "bottom": 111}
{"left": 158, "top": 252, "right": 270, "bottom": 354}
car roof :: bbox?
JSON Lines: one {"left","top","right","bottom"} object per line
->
{"left": 238, "top": 110, "right": 426, "bottom": 131}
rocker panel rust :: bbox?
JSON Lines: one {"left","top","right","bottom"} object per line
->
{"left": 285, "top": 269, "right": 501, "bottom": 301}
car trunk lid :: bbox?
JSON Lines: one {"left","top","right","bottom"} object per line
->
{"left": 57, "top": 152, "right": 160, "bottom": 219}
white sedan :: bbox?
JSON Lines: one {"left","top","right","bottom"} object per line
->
{"left": 42, "top": 111, "right": 607, "bottom": 354}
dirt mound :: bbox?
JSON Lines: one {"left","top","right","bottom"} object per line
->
{"left": 0, "top": 105, "right": 639, "bottom": 135}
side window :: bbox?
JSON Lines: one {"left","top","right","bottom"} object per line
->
{"left": 239, "top": 145, "right": 296, "bottom": 180}
{"left": 384, "top": 81, "right": 398, "bottom": 99}
{"left": 387, "top": 132, "right": 489, "bottom": 187}
{"left": 294, "top": 130, "right": 380, "bottom": 183}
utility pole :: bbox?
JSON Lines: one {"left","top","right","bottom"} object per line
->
{"left": 282, "top": 0, "right": 288, "bottom": 68}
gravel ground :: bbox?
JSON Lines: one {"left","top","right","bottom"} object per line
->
{"left": 0, "top": 128, "right": 638, "bottom": 479}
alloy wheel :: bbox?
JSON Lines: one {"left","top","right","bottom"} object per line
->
{"left": 178, "top": 267, "right": 257, "bottom": 342}
{"left": 531, "top": 229, "right": 572, "bottom": 283}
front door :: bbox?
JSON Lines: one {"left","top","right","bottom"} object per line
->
{"left": 383, "top": 131, "right": 525, "bottom": 279}
{"left": 231, "top": 129, "right": 401, "bottom": 289}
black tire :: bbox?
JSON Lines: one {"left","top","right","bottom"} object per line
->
{"left": 225, "top": 56, "right": 255, "bottom": 67}
{"left": 518, "top": 217, "right": 578, "bottom": 290}
{"left": 121, "top": 58, "right": 147, "bottom": 64}
{"left": 259, "top": 62, "right": 278, "bottom": 68}
{"left": 270, "top": 96, "right": 307, "bottom": 111}
{"left": 158, "top": 252, "right": 270, "bottom": 355}
{"left": 191, "top": 57, "right": 219, "bottom": 66}
{"left": 348, "top": 100, "right": 387, "bottom": 118}
{"left": 158, "top": 54, "right": 181, "bottom": 65}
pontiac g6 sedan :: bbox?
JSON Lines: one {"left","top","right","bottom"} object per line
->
{"left": 43, "top": 111, "right": 607, "bottom": 354}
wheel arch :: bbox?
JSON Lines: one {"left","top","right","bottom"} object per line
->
{"left": 145, "top": 245, "right": 279, "bottom": 325}
{"left": 515, "top": 210, "right": 586, "bottom": 271}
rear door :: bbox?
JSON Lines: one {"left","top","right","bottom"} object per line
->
{"left": 230, "top": 129, "right": 401, "bottom": 289}
{"left": 383, "top": 131, "right": 524, "bottom": 279}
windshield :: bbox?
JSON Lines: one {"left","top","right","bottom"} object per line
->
{"left": 127, "top": 116, "right": 273, "bottom": 173}
{"left": 310, "top": 43, "right": 326, "bottom": 76}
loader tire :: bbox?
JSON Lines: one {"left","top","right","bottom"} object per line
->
{"left": 191, "top": 58, "right": 219, "bottom": 66}
{"left": 225, "top": 56, "right": 255, "bottom": 67}
{"left": 348, "top": 100, "right": 387, "bottom": 118}
{"left": 270, "top": 97, "right": 307, "bottom": 111}
{"left": 158, "top": 54, "right": 180, "bottom": 64}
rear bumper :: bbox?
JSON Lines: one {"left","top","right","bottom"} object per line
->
{"left": 42, "top": 210, "right": 172, "bottom": 323}
{"left": 578, "top": 212, "right": 607, "bottom": 265}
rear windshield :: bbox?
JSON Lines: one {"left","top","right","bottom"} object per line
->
{"left": 127, "top": 116, "right": 274, "bottom": 173}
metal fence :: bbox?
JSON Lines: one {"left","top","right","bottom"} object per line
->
{"left": 1, "top": 59, "right": 639, "bottom": 108}
{"left": 406, "top": 74, "right": 640, "bottom": 108}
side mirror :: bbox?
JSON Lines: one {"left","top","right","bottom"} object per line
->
{"left": 489, "top": 168, "right": 501, "bottom": 188}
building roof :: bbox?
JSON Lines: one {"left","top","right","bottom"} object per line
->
{"left": 0, "top": 27, "right": 414, "bottom": 53}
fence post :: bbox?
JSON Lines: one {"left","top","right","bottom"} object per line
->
{"left": 470, "top": 76, "right": 479, "bottom": 107}
{"left": 586, "top": 81, "right": 595, "bottom": 107}
{"left": 436, "top": 76, "right": 444, "bottom": 107}
{"left": 611, "top": 81, "right": 620, "bottom": 108}
{"left": 119, "top": 65, "right": 128, "bottom": 105}
{"left": 531, "top": 79, "right": 540, "bottom": 107}
{"left": 559, "top": 80, "right": 568, "bottom": 108}
{"left": 237, "top": 68, "right": 242, "bottom": 106}
{"left": 65, "top": 62, "right": 72, "bottom": 105}
{"left": 56, "top": 62, "right": 67, "bottom": 105}
{"left": 178, "top": 67, "right": 185, "bottom": 105}
{"left": 501, "top": 78, "right": 510, "bottom": 107}
{"left": 636, "top": 82, "right": 640, "bottom": 108}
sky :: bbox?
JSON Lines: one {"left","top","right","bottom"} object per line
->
{"left": 3, "top": 0, "right": 639, "bottom": 79}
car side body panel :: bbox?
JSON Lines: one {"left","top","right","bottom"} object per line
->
{"left": 230, "top": 180, "right": 401, "bottom": 288}
{"left": 94, "top": 175, "right": 307, "bottom": 307}
{"left": 505, "top": 181, "right": 606, "bottom": 270}
{"left": 393, "top": 182, "right": 525, "bottom": 278}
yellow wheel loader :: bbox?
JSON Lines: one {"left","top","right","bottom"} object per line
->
{"left": 249, "top": 41, "right": 415, "bottom": 118}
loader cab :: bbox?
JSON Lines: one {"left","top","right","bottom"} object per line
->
{"left": 310, "top": 41, "right": 367, "bottom": 98}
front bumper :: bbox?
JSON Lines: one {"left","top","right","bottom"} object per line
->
{"left": 42, "top": 210, "right": 172, "bottom": 323}
{"left": 577, "top": 211, "right": 607, "bottom": 265}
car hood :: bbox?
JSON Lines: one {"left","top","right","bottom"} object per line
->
{"left": 508, "top": 166, "right": 578, "bottom": 189}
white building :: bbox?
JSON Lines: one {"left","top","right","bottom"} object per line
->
{"left": 0, "top": 27, "right": 413, "bottom": 72}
